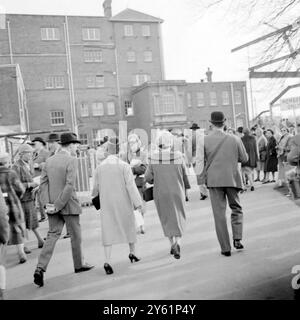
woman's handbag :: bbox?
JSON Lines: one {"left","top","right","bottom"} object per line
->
{"left": 143, "top": 186, "right": 153, "bottom": 202}
{"left": 260, "top": 150, "right": 267, "bottom": 162}
{"left": 92, "top": 195, "right": 101, "bottom": 210}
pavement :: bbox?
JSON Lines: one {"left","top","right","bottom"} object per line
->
{"left": 4, "top": 175, "right": 300, "bottom": 300}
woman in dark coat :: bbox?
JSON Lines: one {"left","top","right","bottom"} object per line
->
{"left": 263, "top": 129, "right": 278, "bottom": 183}
{"left": 241, "top": 128, "right": 258, "bottom": 191}
{"left": 0, "top": 152, "right": 27, "bottom": 264}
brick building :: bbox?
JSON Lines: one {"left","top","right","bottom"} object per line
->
{"left": 0, "top": 1, "right": 249, "bottom": 145}
{"left": 0, "top": 2, "right": 164, "bottom": 145}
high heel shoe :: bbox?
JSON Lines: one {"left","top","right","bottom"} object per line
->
{"left": 104, "top": 263, "right": 113, "bottom": 275}
{"left": 129, "top": 253, "right": 140, "bottom": 263}
{"left": 173, "top": 244, "right": 181, "bottom": 259}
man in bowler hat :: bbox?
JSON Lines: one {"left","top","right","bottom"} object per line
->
{"left": 198, "top": 112, "right": 248, "bottom": 256}
{"left": 33, "top": 133, "right": 94, "bottom": 287}
{"left": 47, "top": 133, "right": 61, "bottom": 156}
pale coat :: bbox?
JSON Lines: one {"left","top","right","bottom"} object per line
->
{"left": 40, "top": 150, "right": 82, "bottom": 216}
{"left": 91, "top": 155, "right": 143, "bottom": 246}
{"left": 199, "top": 130, "right": 248, "bottom": 190}
{"left": 145, "top": 150, "right": 190, "bottom": 237}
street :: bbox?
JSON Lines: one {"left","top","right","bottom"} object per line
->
{"left": 5, "top": 177, "right": 300, "bottom": 300}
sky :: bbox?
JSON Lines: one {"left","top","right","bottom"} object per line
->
{"left": 1, "top": 0, "right": 300, "bottom": 120}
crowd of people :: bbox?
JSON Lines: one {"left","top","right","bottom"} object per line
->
{"left": 1, "top": 111, "right": 300, "bottom": 299}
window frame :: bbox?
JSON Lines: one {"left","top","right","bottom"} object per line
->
{"left": 209, "top": 91, "right": 217, "bottom": 106}
{"left": 92, "top": 102, "right": 104, "bottom": 116}
{"left": 234, "top": 90, "right": 242, "bottom": 105}
{"left": 83, "top": 50, "right": 103, "bottom": 63}
{"left": 196, "top": 92, "right": 205, "bottom": 107}
{"left": 222, "top": 91, "right": 230, "bottom": 106}
{"left": 127, "top": 50, "right": 136, "bottom": 62}
{"left": 142, "top": 25, "right": 151, "bottom": 37}
{"left": 44, "top": 76, "right": 65, "bottom": 90}
{"left": 143, "top": 50, "right": 153, "bottom": 62}
{"left": 107, "top": 101, "right": 116, "bottom": 116}
{"left": 125, "top": 100, "right": 134, "bottom": 116}
{"left": 79, "top": 133, "right": 88, "bottom": 145}
{"left": 50, "top": 110, "right": 65, "bottom": 126}
{"left": 86, "top": 75, "right": 104, "bottom": 88}
{"left": 41, "top": 27, "right": 60, "bottom": 41}
{"left": 187, "top": 93, "right": 192, "bottom": 108}
{"left": 80, "top": 103, "right": 89, "bottom": 117}
{"left": 82, "top": 28, "right": 101, "bottom": 41}
{"left": 124, "top": 24, "right": 134, "bottom": 37}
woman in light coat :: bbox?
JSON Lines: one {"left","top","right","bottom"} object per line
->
{"left": 145, "top": 131, "right": 190, "bottom": 259}
{"left": 255, "top": 127, "right": 268, "bottom": 182}
{"left": 91, "top": 137, "right": 143, "bottom": 275}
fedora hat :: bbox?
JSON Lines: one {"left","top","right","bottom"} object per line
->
{"left": 209, "top": 111, "right": 226, "bottom": 124}
{"left": 60, "top": 132, "right": 81, "bottom": 145}
{"left": 47, "top": 133, "right": 60, "bottom": 143}
{"left": 32, "top": 137, "right": 46, "bottom": 146}
{"left": 190, "top": 123, "right": 200, "bottom": 130}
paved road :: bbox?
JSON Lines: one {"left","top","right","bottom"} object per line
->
{"left": 5, "top": 177, "right": 300, "bottom": 300}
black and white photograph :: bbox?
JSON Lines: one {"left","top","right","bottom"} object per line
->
{"left": 0, "top": 0, "right": 300, "bottom": 306}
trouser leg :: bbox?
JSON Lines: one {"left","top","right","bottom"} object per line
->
{"left": 226, "top": 188, "right": 243, "bottom": 241}
{"left": 37, "top": 214, "right": 64, "bottom": 272}
{"left": 64, "top": 215, "right": 84, "bottom": 270}
{"left": 37, "top": 189, "right": 46, "bottom": 219}
{"left": 209, "top": 188, "right": 231, "bottom": 252}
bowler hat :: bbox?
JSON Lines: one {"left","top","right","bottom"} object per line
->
{"left": 18, "top": 144, "right": 34, "bottom": 154}
{"left": 209, "top": 111, "right": 226, "bottom": 124}
{"left": 190, "top": 123, "right": 200, "bottom": 130}
{"left": 32, "top": 137, "right": 46, "bottom": 146}
{"left": 47, "top": 133, "right": 60, "bottom": 143}
{"left": 60, "top": 132, "right": 81, "bottom": 145}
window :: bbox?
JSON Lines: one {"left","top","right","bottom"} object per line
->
{"left": 107, "top": 102, "right": 115, "bottom": 115}
{"left": 162, "top": 94, "right": 176, "bottom": 114}
{"left": 80, "top": 103, "right": 89, "bottom": 117}
{"left": 133, "top": 74, "right": 151, "bottom": 86}
{"left": 187, "top": 93, "right": 192, "bottom": 108}
{"left": 196, "top": 92, "right": 204, "bottom": 107}
{"left": 92, "top": 102, "right": 104, "bottom": 116}
{"left": 235, "top": 91, "right": 242, "bottom": 104}
{"left": 222, "top": 91, "right": 230, "bottom": 105}
{"left": 144, "top": 51, "right": 152, "bottom": 62}
{"left": 79, "top": 133, "right": 88, "bottom": 145}
{"left": 84, "top": 50, "right": 103, "bottom": 63}
{"left": 44, "top": 76, "right": 65, "bottom": 89}
{"left": 92, "top": 129, "right": 100, "bottom": 147}
{"left": 50, "top": 111, "right": 65, "bottom": 126}
{"left": 82, "top": 28, "right": 101, "bottom": 41}
{"left": 41, "top": 28, "right": 60, "bottom": 40}
{"left": 86, "top": 75, "right": 104, "bottom": 88}
{"left": 124, "top": 25, "right": 133, "bottom": 37}
{"left": 142, "top": 25, "right": 151, "bottom": 37}
{"left": 125, "top": 101, "right": 134, "bottom": 116}
{"left": 127, "top": 51, "right": 136, "bottom": 62}
{"left": 209, "top": 92, "right": 217, "bottom": 106}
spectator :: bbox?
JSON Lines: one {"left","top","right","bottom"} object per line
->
{"left": 262, "top": 129, "right": 278, "bottom": 184}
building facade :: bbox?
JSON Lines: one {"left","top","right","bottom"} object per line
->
{"left": 0, "top": 3, "right": 164, "bottom": 145}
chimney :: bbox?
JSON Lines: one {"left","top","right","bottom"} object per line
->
{"left": 206, "top": 67, "right": 212, "bottom": 82}
{"left": 103, "top": 0, "right": 112, "bottom": 18}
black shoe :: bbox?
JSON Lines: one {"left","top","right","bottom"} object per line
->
{"left": 221, "top": 251, "right": 231, "bottom": 257}
{"left": 185, "top": 196, "right": 189, "bottom": 202}
{"left": 250, "top": 186, "right": 254, "bottom": 191}
{"left": 34, "top": 268, "right": 44, "bottom": 287}
{"left": 63, "top": 233, "right": 71, "bottom": 239}
{"left": 24, "top": 247, "right": 31, "bottom": 254}
{"left": 200, "top": 194, "right": 208, "bottom": 200}
{"left": 173, "top": 244, "right": 181, "bottom": 259}
{"left": 254, "top": 178, "right": 260, "bottom": 182}
{"left": 104, "top": 263, "right": 114, "bottom": 275}
{"left": 233, "top": 240, "right": 244, "bottom": 250}
{"left": 129, "top": 253, "right": 140, "bottom": 263}
{"left": 74, "top": 263, "right": 94, "bottom": 273}
{"left": 19, "top": 256, "right": 27, "bottom": 264}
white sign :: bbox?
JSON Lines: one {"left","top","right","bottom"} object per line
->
{"left": 280, "top": 96, "right": 300, "bottom": 112}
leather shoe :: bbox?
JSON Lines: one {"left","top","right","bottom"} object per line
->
{"left": 24, "top": 247, "right": 31, "bottom": 254}
{"left": 33, "top": 268, "right": 44, "bottom": 287}
{"left": 75, "top": 263, "right": 94, "bottom": 273}
{"left": 233, "top": 240, "right": 244, "bottom": 250}
{"left": 200, "top": 194, "right": 208, "bottom": 200}
{"left": 221, "top": 251, "right": 231, "bottom": 257}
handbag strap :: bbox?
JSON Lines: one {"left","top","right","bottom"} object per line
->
{"left": 205, "top": 135, "right": 228, "bottom": 173}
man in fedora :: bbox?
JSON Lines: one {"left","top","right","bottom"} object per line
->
{"left": 32, "top": 137, "right": 50, "bottom": 222}
{"left": 47, "top": 133, "right": 61, "bottom": 157}
{"left": 198, "top": 112, "right": 248, "bottom": 256}
{"left": 33, "top": 133, "right": 94, "bottom": 287}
